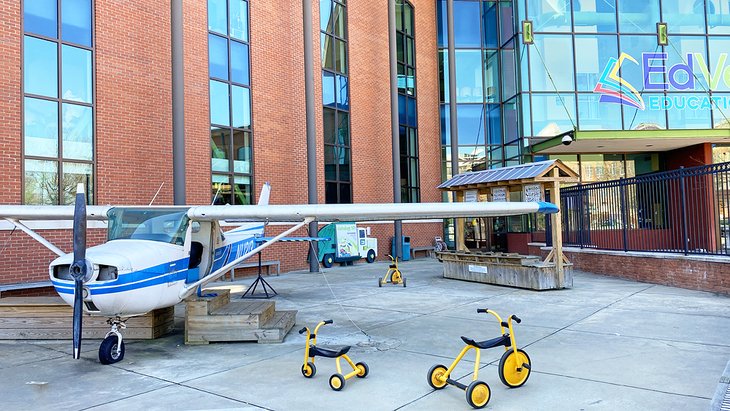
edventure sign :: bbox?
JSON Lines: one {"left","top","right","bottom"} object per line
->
{"left": 593, "top": 52, "right": 730, "bottom": 111}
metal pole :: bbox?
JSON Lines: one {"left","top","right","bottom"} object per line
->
{"left": 679, "top": 167, "right": 689, "bottom": 255}
{"left": 388, "top": 0, "right": 403, "bottom": 260}
{"left": 171, "top": 0, "right": 185, "bottom": 205}
{"left": 620, "top": 178, "right": 628, "bottom": 251}
{"left": 446, "top": 0, "right": 462, "bottom": 250}
{"left": 303, "top": 0, "right": 319, "bottom": 272}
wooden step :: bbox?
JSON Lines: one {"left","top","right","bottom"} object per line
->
{"left": 0, "top": 297, "right": 175, "bottom": 340}
{"left": 211, "top": 300, "right": 275, "bottom": 328}
{"left": 259, "top": 310, "right": 297, "bottom": 343}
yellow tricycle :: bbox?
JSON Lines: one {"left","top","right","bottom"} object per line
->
{"left": 427, "top": 309, "right": 531, "bottom": 409}
{"left": 299, "top": 319, "right": 369, "bottom": 391}
{"left": 378, "top": 255, "right": 406, "bottom": 287}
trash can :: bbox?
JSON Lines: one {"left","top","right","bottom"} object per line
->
{"left": 391, "top": 236, "right": 411, "bottom": 261}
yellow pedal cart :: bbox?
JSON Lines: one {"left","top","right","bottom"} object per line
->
{"left": 299, "top": 320, "right": 369, "bottom": 391}
{"left": 427, "top": 309, "right": 531, "bottom": 409}
{"left": 378, "top": 255, "right": 406, "bottom": 287}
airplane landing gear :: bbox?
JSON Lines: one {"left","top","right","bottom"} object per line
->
{"left": 99, "top": 317, "right": 127, "bottom": 365}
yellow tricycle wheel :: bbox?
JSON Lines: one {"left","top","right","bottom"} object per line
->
{"left": 427, "top": 364, "right": 448, "bottom": 390}
{"left": 329, "top": 373, "right": 345, "bottom": 391}
{"left": 301, "top": 361, "right": 316, "bottom": 378}
{"left": 466, "top": 380, "right": 491, "bottom": 409}
{"left": 498, "top": 348, "right": 531, "bottom": 388}
{"left": 355, "top": 362, "right": 369, "bottom": 378}
{"left": 392, "top": 272, "right": 401, "bottom": 283}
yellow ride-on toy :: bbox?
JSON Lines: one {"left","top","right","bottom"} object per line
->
{"left": 378, "top": 255, "right": 406, "bottom": 287}
{"left": 427, "top": 309, "right": 531, "bottom": 409}
{"left": 299, "top": 320, "right": 369, "bottom": 391}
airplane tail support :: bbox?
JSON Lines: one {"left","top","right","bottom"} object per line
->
{"left": 257, "top": 182, "right": 271, "bottom": 206}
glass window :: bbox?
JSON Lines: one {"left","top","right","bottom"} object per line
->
{"left": 61, "top": 45, "right": 92, "bottom": 103}
{"left": 24, "top": 97, "right": 59, "bottom": 157}
{"left": 483, "top": 2, "right": 498, "bottom": 48}
{"left": 403, "top": 2, "right": 413, "bottom": 35}
{"left": 333, "top": 3, "right": 346, "bottom": 37}
{"left": 208, "top": 0, "right": 228, "bottom": 35}
{"left": 337, "top": 112, "right": 350, "bottom": 146}
{"left": 212, "top": 174, "right": 229, "bottom": 205}
{"left": 406, "top": 67, "right": 415, "bottom": 96}
{"left": 666, "top": 36, "right": 707, "bottom": 91}
{"left": 708, "top": 0, "right": 730, "bottom": 34}
{"left": 335, "top": 39, "right": 347, "bottom": 74}
{"left": 531, "top": 93, "right": 576, "bottom": 136}
{"left": 487, "top": 104, "right": 501, "bottom": 145}
{"left": 453, "top": 0, "right": 482, "bottom": 47}
{"left": 407, "top": 96, "right": 416, "bottom": 127}
{"left": 521, "top": 94, "right": 531, "bottom": 137}
{"left": 709, "top": 37, "right": 730, "bottom": 92}
{"left": 617, "top": 0, "right": 659, "bottom": 34}
{"left": 456, "top": 104, "right": 486, "bottom": 146}
{"left": 454, "top": 50, "right": 483, "bottom": 103}
{"left": 211, "top": 127, "right": 230, "bottom": 172}
{"left": 321, "top": 34, "right": 335, "bottom": 70}
{"left": 231, "top": 85, "right": 251, "bottom": 129}
{"left": 209, "top": 80, "right": 230, "bottom": 126}
{"left": 573, "top": 0, "right": 616, "bottom": 33}
{"left": 499, "top": 1, "right": 514, "bottom": 43}
{"left": 322, "top": 71, "right": 335, "bottom": 107}
{"left": 623, "top": 94, "right": 666, "bottom": 130}
{"left": 484, "top": 50, "right": 499, "bottom": 103}
{"left": 437, "top": 0, "right": 447, "bottom": 47}
{"left": 233, "top": 175, "right": 251, "bottom": 205}
{"left": 575, "top": 35, "right": 618, "bottom": 91}
{"left": 232, "top": 130, "right": 251, "bottom": 173}
{"left": 61, "top": 0, "right": 92, "bottom": 46}
{"left": 336, "top": 74, "right": 349, "bottom": 110}
{"left": 209, "top": 34, "right": 228, "bottom": 80}
{"left": 61, "top": 103, "right": 93, "bottom": 160}
{"left": 62, "top": 162, "right": 93, "bottom": 205}
{"left": 661, "top": 0, "right": 706, "bottom": 34}
{"left": 230, "top": 41, "right": 249, "bottom": 85}
{"left": 24, "top": 36, "right": 58, "bottom": 98}
{"left": 323, "top": 108, "right": 336, "bottom": 144}
{"left": 439, "top": 50, "right": 449, "bottom": 103}
{"left": 24, "top": 159, "right": 59, "bottom": 205}
{"left": 24, "top": 0, "right": 57, "bottom": 38}
{"left": 664, "top": 93, "right": 712, "bottom": 129}
{"left": 529, "top": 35, "right": 574, "bottom": 92}
{"left": 320, "top": 0, "right": 333, "bottom": 32}
{"left": 528, "top": 0, "right": 571, "bottom": 33}
{"left": 458, "top": 146, "right": 486, "bottom": 172}
{"left": 230, "top": 0, "right": 249, "bottom": 41}
{"left": 577, "top": 93, "right": 622, "bottom": 130}
{"left": 501, "top": 41, "right": 517, "bottom": 98}
{"left": 713, "top": 93, "right": 730, "bottom": 129}
{"left": 580, "top": 154, "right": 626, "bottom": 182}
{"left": 620, "top": 35, "right": 663, "bottom": 93}
{"left": 440, "top": 105, "right": 450, "bottom": 145}
{"left": 503, "top": 99, "right": 518, "bottom": 143}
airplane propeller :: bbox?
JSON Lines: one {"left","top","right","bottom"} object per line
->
{"left": 68, "top": 183, "right": 90, "bottom": 360}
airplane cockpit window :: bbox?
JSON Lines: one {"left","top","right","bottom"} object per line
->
{"left": 107, "top": 208, "right": 191, "bottom": 245}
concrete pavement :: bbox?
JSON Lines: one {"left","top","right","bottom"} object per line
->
{"left": 1, "top": 258, "right": 728, "bottom": 410}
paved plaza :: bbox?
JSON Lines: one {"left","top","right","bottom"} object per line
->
{"left": 1, "top": 258, "right": 728, "bottom": 410}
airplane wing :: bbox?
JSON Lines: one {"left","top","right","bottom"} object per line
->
{"left": 187, "top": 201, "right": 558, "bottom": 222}
{"left": 0, "top": 205, "right": 111, "bottom": 220}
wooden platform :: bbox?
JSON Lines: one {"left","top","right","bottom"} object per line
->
{"left": 0, "top": 297, "right": 175, "bottom": 340}
{"left": 184, "top": 289, "right": 296, "bottom": 344}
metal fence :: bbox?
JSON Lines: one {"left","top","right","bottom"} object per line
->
{"left": 559, "top": 161, "right": 730, "bottom": 256}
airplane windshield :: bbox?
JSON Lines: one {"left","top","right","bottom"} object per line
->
{"left": 107, "top": 208, "right": 190, "bottom": 245}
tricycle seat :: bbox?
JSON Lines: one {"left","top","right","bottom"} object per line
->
{"left": 460, "top": 334, "right": 510, "bottom": 349}
{"left": 309, "top": 344, "right": 351, "bottom": 358}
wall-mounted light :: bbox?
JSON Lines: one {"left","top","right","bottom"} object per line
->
{"left": 522, "top": 20, "right": 533, "bottom": 45}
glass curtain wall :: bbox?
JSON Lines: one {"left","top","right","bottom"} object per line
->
{"left": 519, "top": 0, "right": 730, "bottom": 155}
{"left": 397, "top": 1, "right": 420, "bottom": 203}
{"left": 321, "top": 0, "right": 352, "bottom": 204}
{"left": 23, "top": 0, "right": 94, "bottom": 205}
{"left": 208, "top": 0, "right": 253, "bottom": 205}
{"left": 437, "top": 0, "right": 521, "bottom": 181}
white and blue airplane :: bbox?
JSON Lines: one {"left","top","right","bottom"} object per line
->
{"left": 0, "top": 183, "right": 558, "bottom": 365}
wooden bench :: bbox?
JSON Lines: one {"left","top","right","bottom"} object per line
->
{"left": 0, "top": 281, "right": 53, "bottom": 298}
{"left": 411, "top": 246, "right": 434, "bottom": 259}
{"left": 228, "top": 260, "right": 280, "bottom": 280}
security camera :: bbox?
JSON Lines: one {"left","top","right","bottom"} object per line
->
{"left": 561, "top": 135, "right": 573, "bottom": 146}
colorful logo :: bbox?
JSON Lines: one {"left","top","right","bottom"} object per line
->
{"left": 593, "top": 53, "right": 645, "bottom": 110}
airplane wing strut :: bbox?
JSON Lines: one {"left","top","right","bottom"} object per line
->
{"left": 4, "top": 218, "right": 65, "bottom": 257}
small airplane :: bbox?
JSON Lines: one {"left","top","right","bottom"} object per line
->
{"left": 0, "top": 183, "right": 559, "bottom": 365}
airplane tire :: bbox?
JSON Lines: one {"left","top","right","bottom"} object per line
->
{"left": 99, "top": 335, "right": 125, "bottom": 365}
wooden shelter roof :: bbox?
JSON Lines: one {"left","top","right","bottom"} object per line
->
{"left": 438, "top": 160, "right": 579, "bottom": 191}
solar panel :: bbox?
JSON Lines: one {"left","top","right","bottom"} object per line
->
{"left": 438, "top": 160, "right": 556, "bottom": 189}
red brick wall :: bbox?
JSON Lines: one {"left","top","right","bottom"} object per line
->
{"left": 0, "top": 2, "right": 21, "bottom": 204}
{"left": 529, "top": 245, "right": 730, "bottom": 295}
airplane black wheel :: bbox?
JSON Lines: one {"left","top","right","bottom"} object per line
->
{"left": 465, "top": 380, "right": 491, "bottom": 409}
{"left": 99, "top": 335, "right": 125, "bottom": 365}
{"left": 329, "top": 373, "right": 345, "bottom": 391}
{"left": 301, "top": 362, "right": 316, "bottom": 378}
{"left": 366, "top": 250, "right": 376, "bottom": 263}
{"left": 355, "top": 362, "right": 369, "bottom": 378}
{"left": 323, "top": 254, "right": 334, "bottom": 268}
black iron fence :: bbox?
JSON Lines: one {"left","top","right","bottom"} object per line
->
{"left": 559, "top": 161, "right": 730, "bottom": 256}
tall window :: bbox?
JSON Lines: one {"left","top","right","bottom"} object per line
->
{"left": 23, "top": 0, "right": 94, "bottom": 205}
{"left": 208, "top": 0, "right": 253, "bottom": 205}
{"left": 321, "top": 0, "right": 351, "bottom": 204}
{"left": 397, "top": 1, "right": 420, "bottom": 202}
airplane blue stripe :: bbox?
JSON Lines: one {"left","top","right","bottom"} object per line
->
{"left": 53, "top": 269, "right": 188, "bottom": 295}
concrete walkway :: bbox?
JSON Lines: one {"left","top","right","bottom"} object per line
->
{"left": 1, "top": 258, "right": 729, "bottom": 410}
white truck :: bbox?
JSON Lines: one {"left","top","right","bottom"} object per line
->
{"left": 317, "top": 222, "right": 378, "bottom": 268}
